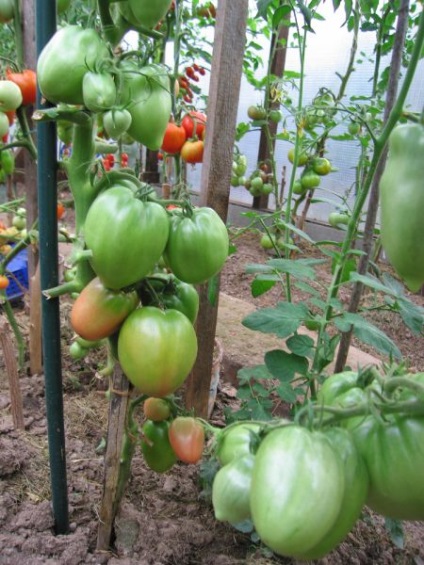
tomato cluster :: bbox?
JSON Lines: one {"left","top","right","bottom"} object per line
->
{"left": 177, "top": 63, "right": 206, "bottom": 104}
{"left": 161, "top": 110, "right": 207, "bottom": 164}
{"left": 210, "top": 371, "right": 424, "bottom": 560}
{"left": 140, "top": 401, "right": 205, "bottom": 473}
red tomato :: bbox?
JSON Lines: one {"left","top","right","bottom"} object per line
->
{"left": 168, "top": 417, "right": 205, "bottom": 464}
{"left": 161, "top": 122, "right": 187, "bottom": 154}
{"left": 5, "top": 68, "right": 36, "bottom": 106}
{"left": 181, "top": 111, "right": 207, "bottom": 139}
{"left": 180, "top": 139, "right": 204, "bottom": 164}
{"left": 57, "top": 202, "right": 65, "bottom": 220}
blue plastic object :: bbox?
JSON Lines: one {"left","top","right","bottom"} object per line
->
{"left": 5, "top": 248, "right": 29, "bottom": 300}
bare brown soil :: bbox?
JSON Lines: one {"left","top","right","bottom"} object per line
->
{"left": 0, "top": 228, "right": 424, "bottom": 564}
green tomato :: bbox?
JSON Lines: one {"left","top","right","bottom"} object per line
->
{"left": 380, "top": 123, "right": 424, "bottom": 292}
{"left": 348, "top": 121, "right": 361, "bottom": 135}
{"left": 328, "top": 211, "right": 349, "bottom": 227}
{"left": 230, "top": 175, "right": 240, "bottom": 187}
{"left": 316, "top": 371, "right": 359, "bottom": 406}
{"left": 250, "top": 176, "right": 263, "bottom": 191}
{"left": 292, "top": 179, "right": 306, "bottom": 195}
{"left": 0, "top": 149, "right": 15, "bottom": 175}
{"left": 212, "top": 453, "right": 255, "bottom": 524}
{"left": 312, "top": 157, "right": 332, "bottom": 176}
{"left": 0, "top": 80, "right": 23, "bottom": 111}
{"left": 250, "top": 425, "right": 345, "bottom": 559}
{"left": 0, "top": 112, "right": 9, "bottom": 137}
{"left": 119, "top": 62, "right": 172, "bottom": 151}
{"left": 82, "top": 71, "right": 117, "bottom": 113}
{"left": 70, "top": 277, "right": 139, "bottom": 341}
{"left": 118, "top": 306, "right": 198, "bottom": 397}
{"left": 287, "top": 147, "right": 308, "bottom": 166}
{"left": 57, "top": 0, "right": 71, "bottom": 14}
{"left": 140, "top": 420, "right": 177, "bottom": 473}
{"left": 163, "top": 207, "right": 229, "bottom": 285}
{"left": 300, "top": 170, "right": 321, "bottom": 190}
{"left": 0, "top": 0, "right": 14, "bottom": 22}
{"left": 69, "top": 341, "right": 88, "bottom": 360}
{"left": 139, "top": 274, "right": 199, "bottom": 324}
{"left": 119, "top": 0, "right": 172, "bottom": 29}
{"left": 298, "top": 427, "right": 368, "bottom": 560}
{"left": 84, "top": 186, "right": 169, "bottom": 289}
{"left": 269, "top": 109, "right": 283, "bottom": 123}
{"left": 216, "top": 423, "right": 261, "bottom": 466}
{"left": 12, "top": 215, "right": 26, "bottom": 230}
{"left": 247, "top": 105, "right": 267, "bottom": 120}
{"left": 261, "top": 182, "right": 274, "bottom": 195}
{"left": 37, "top": 26, "right": 110, "bottom": 105}
{"left": 352, "top": 414, "right": 424, "bottom": 520}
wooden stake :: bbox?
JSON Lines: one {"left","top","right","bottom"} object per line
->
{"left": 0, "top": 316, "right": 25, "bottom": 429}
{"left": 29, "top": 262, "right": 42, "bottom": 375}
{"left": 184, "top": 0, "right": 249, "bottom": 418}
{"left": 97, "top": 364, "right": 132, "bottom": 551}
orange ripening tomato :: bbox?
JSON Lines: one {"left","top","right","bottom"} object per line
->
{"left": 180, "top": 140, "right": 204, "bottom": 164}
{"left": 143, "top": 397, "right": 171, "bottom": 422}
{"left": 0, "top": 275, "right": 9, "bottom": 289}
{"left": 168, "top": 417, "right": 205, "bottom": 464}
{"left": 5, "top": 68, "right": 37, "bottom": 106}
{"left": 161, "top": 122, "right": 187, "bottom": 154}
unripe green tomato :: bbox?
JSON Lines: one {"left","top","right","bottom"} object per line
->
{"left": 0, "top": 0, "right": 14, "bottom": 22}
{"left": 300, "top": 171, "right": 321, "bottom": 190}
{"left": 247, "top": 105, "right": 267, "bottom": 120}
{"left": 312, "top": 157, "right": 332, "bottom": 176}
{"left": 12, "top": 215, "right": 26, "bottom": 230}
{"left": 293, "top": 179, "right": 306, "bottom": 195}
{"left": 238, "top": 176, "right": 247, "bottom": 186}
{"left": 230, "top": 176, "right": 240, "bottom": 187}
{"left": 0, "top": 112, "right": 9, "bottom": 137}
{"left": 328, "top": 212, "right": 349, "bottom": 227}
{"left": 0, "top": 80, "right": 23, "bottom": 111}
{"left": 250, "top": 176, "right": 263, "bottom": 191}
{"left": 260, "top": 234, "right": 275, "bottom": 250}
{"left": 269, "top": 109, "right": 283, "bottom": 123}
{"left": 234, "top": 162, "right": 247, "bottom": 176}
{"left": 69, "top": 341, "right": 88, "bottom": 360}
{"left": 348, "top": 121, "right": 361, "bottom": 135}
{"left": 288, "top": 147, "right": 308, "bottom": 166}
{"left": 261, "top": 183, "right": 274, "bottom": 195}
{"left": 16, "top": 207, "right": 26, "bottom": 217}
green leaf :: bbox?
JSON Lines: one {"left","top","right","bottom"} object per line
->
{"left": 265, "top": 349, "right": 309, "bottom": 381}
{"left": 242, "top": 302, "right": 309, "bottom": 338}
{"left": 334, "top": 313, "right": 402, "bottom": 359}
{"left": 266, "top": 258, "right": 318, "bottom": 279}
{"left": 272, "top": 4, "right": 291, "bottom": 28}
{"left": 397, "top": 298, "right": 424, "bottom": 336}
{"left": 294, "top": 280, "right": 321, "bottom": 297}
{"left": 237, "top": 365, "right": 273, "bottom": 385}
{"left": 276, "top": 382, "right": 298, "bottom": 403}
{"left": 348, "top": 272, "right": 401, "bottom": 296}
{"left": 251, "top": 278, "right": 277, "bottom": 297}
{"left": 384, "top": 518, "right": 404, "bottom": 550}
{"left": 286, "top": 334, "right": 315, "bottom": 357}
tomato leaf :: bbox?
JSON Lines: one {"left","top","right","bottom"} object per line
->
{"left": 242, "top": 302, "right": 309, "bottom": 338}
{"left": 334, "top": 312, "right": 401, "bottom": 359}
{"left": 286, "top": 334, "right": 315, "bottom": 357}
{"left": 276, "top": 382, "right": 298, "bottom": 403}
{"left": 251, "top": 277, "right": 277, "bottom": 297}
{"left": 264, "top": 349, "right": 309, "bottom": 381}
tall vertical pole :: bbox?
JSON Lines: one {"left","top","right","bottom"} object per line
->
{"left": 35, "top": 0, "right": 69, "bottom": 534}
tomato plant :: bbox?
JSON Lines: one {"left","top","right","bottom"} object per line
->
{"left": 84, "top": 186, "right": 169, "bottom": 289}
{"left": 5, "top": 69, "right": 36, "bottom": 106}
{"left": 118, "top": 306, "right": 198, "bottom": 397}
{"left": 168, "top": 417, "right": 205, "bottom": 464}
{"left": 164, "top": 207, "right": 229, "bottom": 284}
{"left": 70, "top": 277, "right": 139, "bottom": 341}
{"left": 140, "top": 420, "right": 177, "bottom": 473}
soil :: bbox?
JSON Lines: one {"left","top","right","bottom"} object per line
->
{"left": 1, "top": 228, "right": 424, "bottom": 565}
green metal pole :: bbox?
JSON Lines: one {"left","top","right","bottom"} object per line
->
{"left": 35, "top": 0, "right": 69, "bottom": 534}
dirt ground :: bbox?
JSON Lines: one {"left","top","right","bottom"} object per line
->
{"left": 1, "top": 228, "right": 424, "bottom": 564}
